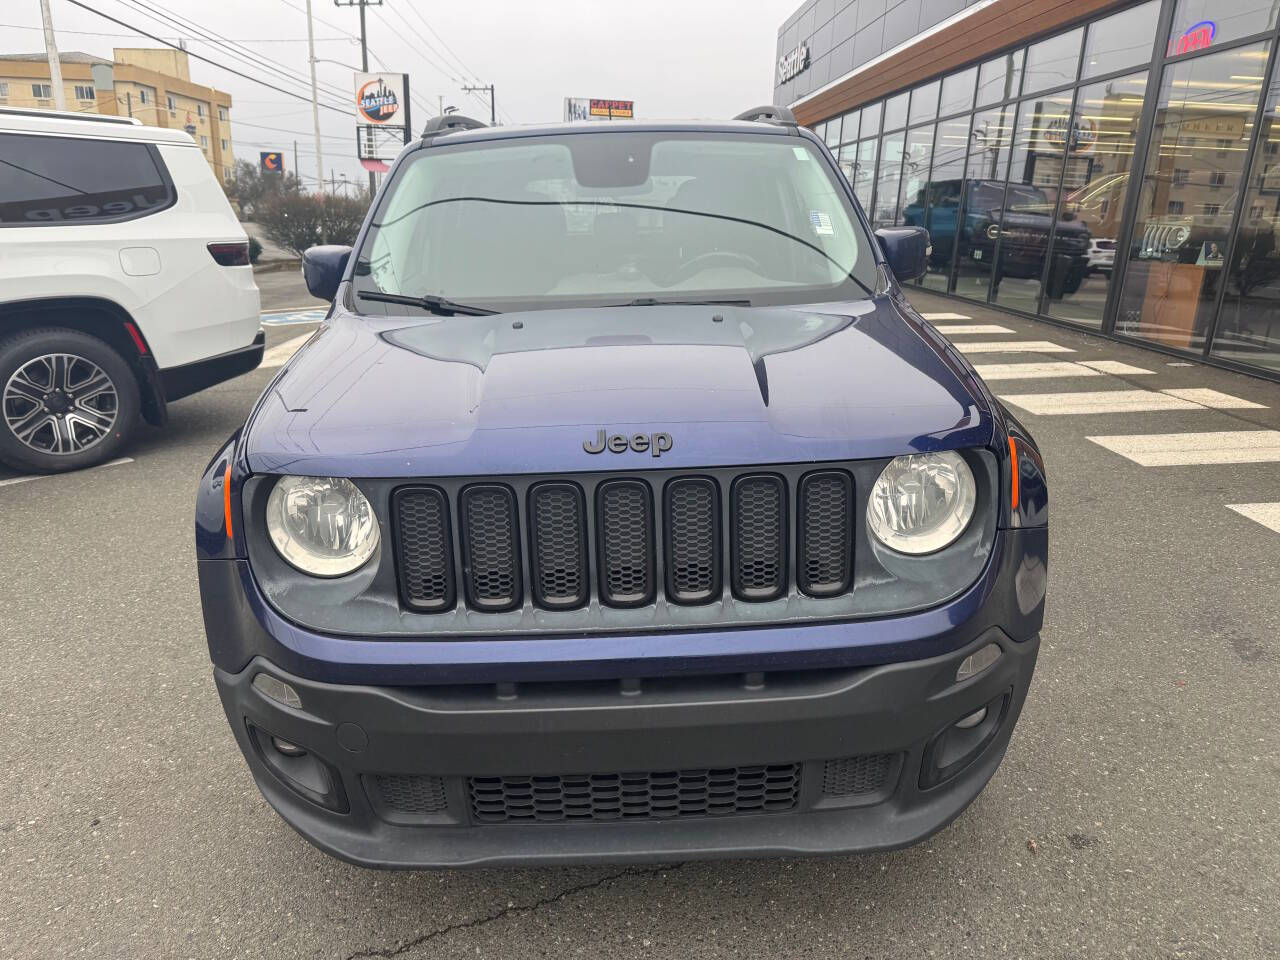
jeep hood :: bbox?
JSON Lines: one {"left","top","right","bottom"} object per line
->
{"left": 245, "top": 301, "right": 993, "bottom": 477}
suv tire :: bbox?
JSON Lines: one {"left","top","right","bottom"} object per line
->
{"left": 0, "top": 327, "right": 141, "bottom": 474}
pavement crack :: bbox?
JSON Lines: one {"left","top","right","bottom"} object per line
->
{"left": 343, "top": 862, "right": 685, "bottom": 959}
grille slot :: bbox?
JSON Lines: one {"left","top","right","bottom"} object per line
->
{"left": 797, "top": 471, "right": 854, "bottom": 597}
{"left": 664, "top": 478, "right": 720, "bottom": 604}
{"left": 372, "top": 774, "right": 449, "bottom": 814}
{"left": 393, "top": 487, "right": 455, "bottom": 611}
{"left": 469, "top": 764, "right": 801, "bottom": 823}
{"left": 822, "top": 754, "right": 895, "bottom": 797}
{"left": 528, "top": 483, "right": 588, "bottom": 609}
{"left": 731, "top": 474, "right": 787, "bottom": 601}
{"left": 460, "top": 485, "right": 521, "bottom": 611}
{"left": 597, "top": 480, "right": 655, "bottom": 607}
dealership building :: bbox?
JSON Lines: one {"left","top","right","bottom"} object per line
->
{"left": 775, "top": 0, "right": 1280, "bottom": 380}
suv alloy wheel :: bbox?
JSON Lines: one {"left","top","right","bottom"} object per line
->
{"left": 0, "top": 327, "right": 140, "bottom": 473}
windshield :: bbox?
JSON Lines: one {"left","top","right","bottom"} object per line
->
{"left": 351, "top": 130, "right": 878, "bottom": 313}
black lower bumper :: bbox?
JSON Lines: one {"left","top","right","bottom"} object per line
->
{"left": 214, "top": 628, "right": 1038, "bottom": 869}
{"left": 159, "top": 331, "right": 265, "bottom": 402}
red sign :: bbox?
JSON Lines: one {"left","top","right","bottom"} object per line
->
{"left": 1169, "top": 20, "right": 1216, "bottom": 56}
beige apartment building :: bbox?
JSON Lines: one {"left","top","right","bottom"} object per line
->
{"left": 0, "top": 48, "right": 234, "bottom": 185}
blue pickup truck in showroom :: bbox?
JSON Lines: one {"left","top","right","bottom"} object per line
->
{"left": 195, "top": 108, "right": 1048, "bottom": 869}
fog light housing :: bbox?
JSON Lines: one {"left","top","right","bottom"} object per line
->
{"left": 246, "top": 723, "right": 348, "bottom": 813}
{"left": 920, "top": 689, "right": 1012, "bottom": 789}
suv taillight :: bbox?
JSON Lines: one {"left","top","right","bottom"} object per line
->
{"left": 208, "top": 241, "right": 250, "bottom": 266}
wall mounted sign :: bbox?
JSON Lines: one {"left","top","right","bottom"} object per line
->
{"left": 778, "top": 41, "right": 810, "bottom": 84}
{"left": 1169, "top": 20, "right": 1216, "bottom": 56}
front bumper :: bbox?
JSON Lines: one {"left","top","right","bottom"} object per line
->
{"left": 214, "top": 628, "right": 1038, "bottom": 869}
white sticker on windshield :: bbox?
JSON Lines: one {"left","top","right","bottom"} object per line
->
{"left": 809, "top": 210, "right": 834, "bottom": 236}
{"left": 793, "top": 146, "right": 810, "bottom": 160}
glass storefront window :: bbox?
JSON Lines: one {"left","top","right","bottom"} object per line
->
{"left": 1116, "top": 42, "right": 1269, "bottom": 352}
{"left": 991, "top": 91, "right": 1076, "bottom": 314}
{"left": 977, "top": 49, "right": 1025, "bottom": 106}
{"left": 899, "top": 124, "right": 936, "bottom": 227}
{"left": 1082, "top": 1, "right": 1160, "bottom": 79}
{"left": 862, "top": 101, "right": 883, "bottom": 138}
{"left": 939, "top": 65, "right": 978, "bottom": 117}
{"left": 852, "top": 138, "right": 878, "bottom": 213}
{"left": 918, "top": 115, "right": 974, "bottom": 292}
{"left": 884, "top": 91, "right": 910, "bottom": 131}
{"left": 1212, "top": 60, "right": 1280, "bottom": 371}
{"left": 840, "top": 110, "right": 860, "bottom": 145}
{"left": 874, "top": 131, "right": 907, "bottom": 226}
{"left": 1023, "top": 29, "right": 1084, "bottom": 95}
{"left": 1168, "top": 0, "right": 1279, "bottom": 57}
{"left": 955, "top": 105, "right": 1018, "bottom": 301}
{"left": 825, "top": 116, "right": 843, "bottom": 147}
{"left": 1046, "top": 71, "right": 1150, "bottom": 327}
{"left": 910, "top": 80, "right": 941, "bottom": 126}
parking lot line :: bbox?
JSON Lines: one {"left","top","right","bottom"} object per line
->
{"left": 919, "top": 312, "right": 972, "bottom": 320}
{"left": 0, "top": 457, "right": 134, "bottom": 489}
{"left": 973, "top": 361, "right": 1102, "bottom": 380}
{"left": 1161, "top": 388, "right": 1267, "bottom": 409}
{"left": 261, "top": 333, "right": 315, "bottom": 368}
{"left": 1227, "top": 503, "right": 1280, "bottom": 534}
{"left": 931, "top": 324, "right": 1015, "bottom": 335}
{"left": 1000, "top": 390, "right": 1201, "bottom": 415}
{"left": 954, "top": 340, "right": 1075, "bottom": 354}
{"left": 1087, "top": 431, "right": 1280, "bottom": 465}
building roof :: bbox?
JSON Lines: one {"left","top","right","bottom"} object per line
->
{"left": 0, "top": 51, "right": 111, "bottom": 65}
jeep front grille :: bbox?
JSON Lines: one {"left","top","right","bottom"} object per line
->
{"left": 393, "top": 468, "right": 856, "bottom": 615}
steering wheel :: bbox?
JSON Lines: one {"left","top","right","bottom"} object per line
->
{"left": 670, "top": 250, "right": 765, "bottom": 283}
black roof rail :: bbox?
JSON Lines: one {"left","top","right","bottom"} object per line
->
{"left": 0, "top": 105, "right": 140, "bottom": 126}
{"left": 421, "top": 114, "right": 487, "bottom": 138}
{"left": 733, "top": 105, "right": 797, "bottom": 126}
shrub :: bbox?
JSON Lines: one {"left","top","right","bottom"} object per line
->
{"left": 247, "top": 236, "right": 263, "bottom": 264}
{"left": 257, "top": 193, "right": 369, "bottom": 258}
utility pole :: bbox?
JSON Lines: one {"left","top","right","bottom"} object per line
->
{"left": 437, "top": 95, "right": 443, "bottom": 117}
{"left": 463, "top": 84, "right": 495, "bottom": 125}
{"left": 38, "top": 0, "right": 67, "bottom": 111}
{"left": 305, "top": 0, "right": 324, "bottom": 197}
{"left": 334, "top": 0, "right": 382, "bottom": 196}
{"left": 293, "top": 140, "right": 300, "bottom": 190}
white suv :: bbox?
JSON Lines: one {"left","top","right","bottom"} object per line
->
{"left": 0, "top": 107, "right": 262, "bottom": 473}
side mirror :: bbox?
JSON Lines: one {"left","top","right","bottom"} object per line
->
{"left": 876, "top": 226, "right": 930, "bottom": 283}
{"left": 302, "top": 245, "right": 352, "bottom": 302}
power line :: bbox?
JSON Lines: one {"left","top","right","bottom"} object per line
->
{"left": 0, "top": 20, "right": 353, "bottom": 42}
{"left": 109, "top": 0, "right": 354, "bottom": 106}
{"left": 60, "top": 0, "right": 354, "bottom": 116}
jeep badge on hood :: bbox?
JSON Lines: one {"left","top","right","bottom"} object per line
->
{"left": 583, "top": 430, "right": 673, "bottom": 457}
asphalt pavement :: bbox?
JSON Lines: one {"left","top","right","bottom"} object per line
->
{"left": 1, "top": 286, "right": 1278, "bottom": 959}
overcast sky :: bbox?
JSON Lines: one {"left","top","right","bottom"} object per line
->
{"left": 4, "top": 0, "right": 796, "bottom": 189}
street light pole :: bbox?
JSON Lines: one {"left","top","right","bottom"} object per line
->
{"left": 305, "top": 0, "right": 324, "bottom": 196}
{"left": 38, "top": 0, "right": 67, "bottom": 111}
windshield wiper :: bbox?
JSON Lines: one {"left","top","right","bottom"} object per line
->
{"left": 611, "top": 297, "right": 753, "bottom": 308}
{"left": 357, "top": 290, "right": 497, "bottom": 316}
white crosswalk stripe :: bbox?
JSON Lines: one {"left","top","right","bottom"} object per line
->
{"left": 1087, "top": 431, "right": 1280, "bottom": 466}
{"left": 1077, "top": 360, "right": 1155, "bottom": 375}
{"left": 1001, "top": 388, "right": 1265, "bottom": 415}
{"left": 974, "top": 361, "right": 1100, "bottom": 381}
{"left": 1001, "top": 390, "right": 1198, "bottom": 415}
{"left": 955, "top": 340, "right": 1075, "bottom": 354}
{"left": 1227, "top": 503, "right": 1280, "bottom": 534}
{"left": 1161, "top": 388, "right": 1267, "bottom": 409}
{"left": 931, "top": 324, "right": 1015, "bottom": 335}
{"left": 261, "top": 333, "right": 315, "bottom": 368}
{"left": 919, "top": 312, "right": 972, "bottom": 321}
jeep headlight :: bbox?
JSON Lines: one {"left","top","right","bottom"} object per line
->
{"left": 1170, "top": 225, "right": 1191, "bottom": 248}
{"left": 265, "top": 476, "right": 380, "bottom": 577}
{"left": 867, "top": 452, "right": 977, "bottom": 555}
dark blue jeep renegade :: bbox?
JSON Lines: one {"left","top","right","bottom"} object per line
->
{"left": 195, "top": 108, "right": 1048, "bottom": 869}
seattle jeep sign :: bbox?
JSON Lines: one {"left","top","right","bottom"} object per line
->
{"left": 778, "top": 41, "right": 810, "bottom": 83}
